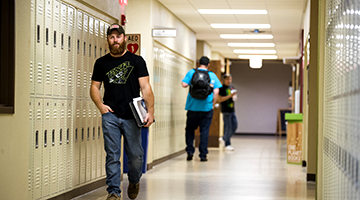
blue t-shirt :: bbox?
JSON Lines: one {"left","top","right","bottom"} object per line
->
{"left": 182, "top": 68, "right": 222, "bottom": 112}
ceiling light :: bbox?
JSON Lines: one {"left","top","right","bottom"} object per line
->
{"left": 220, "top": 34, "right": 273, "bottom": 39}
{"left": 198, "top": 9, "right": 267, "bottom": 14}
{"left": 233, "top": 50, "right": 276, "bottom": 54}
{"left": 238, "top": 55, "right": 278, "bottom": 59}
{"left": 228, "top": 43, "right": 275, "bottom": 47}
{"left": 211, "top": 24, "right": 270, "bottom": 29}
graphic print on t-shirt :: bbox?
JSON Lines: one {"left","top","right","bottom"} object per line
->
{"left": 106, "top": 61, "right": 134, "bottom": 84}
{"left": 226, "top": 88, "right": 234, "bottom": 108}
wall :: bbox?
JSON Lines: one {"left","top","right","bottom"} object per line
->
{"left": 230, "top": 60, "right": 292, "bottom": 134}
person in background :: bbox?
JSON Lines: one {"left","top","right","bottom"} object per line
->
{"left": 218, "top": 74, "right": 238, "bottom": 151}
{"left": 181, "top": 56, "right": 222, "bottom": 161}
{"left": 90, "top": 23, "right": 155, "bottom": 200}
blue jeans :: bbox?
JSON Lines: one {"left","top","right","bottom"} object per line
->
{"left": 222, "top": 112, "right": 238, "bottom": 146}
{"left": 102, "top": 112, "right": 143, "bottom": 196}
{"left": 185, "top": 110, "right": 213, "bottom": 159}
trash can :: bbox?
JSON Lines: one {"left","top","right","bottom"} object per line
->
{"left": 284, "top": 113, "right": 303, "bottom": 164}
{"left": 123, "top": 128, "right": 149, "bottom": 173}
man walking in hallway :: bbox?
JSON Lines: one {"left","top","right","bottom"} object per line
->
{"left": 90, "top": 23, "right": 154, "bottom": 200}
{"left": 218, "top": 74, "right": 238, "bottom": 151}
{"left": 181, "top": 56, "right": 222, "bottom": 161}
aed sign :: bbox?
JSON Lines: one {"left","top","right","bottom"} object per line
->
{"left": 126, "top": 34, "right": 140, "bottom": 55}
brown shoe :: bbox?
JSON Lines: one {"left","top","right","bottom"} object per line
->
{"left": 127, "top": 182, "right": 140, "bottom": 199}
{"left": 106, "top": 193, "right": 120, "bottom": 200}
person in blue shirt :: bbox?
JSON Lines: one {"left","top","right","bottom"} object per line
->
{"left": 181, "top": 56, "right": 222, "bottom": 161}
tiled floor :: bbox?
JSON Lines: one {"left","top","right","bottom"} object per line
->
{"left": 72, "top": 135, "right": 315, "bottom": 200}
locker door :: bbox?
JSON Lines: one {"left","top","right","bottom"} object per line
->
{"left": 99, "top": 21, "right": 104, "bottom": 58}
{"left": 66, "top": 100, "right": 73, "bottom": 189}
{"left": 33, "top": 98, "right": 43, "bottom": 199}
{"left": 52, "top": 1, "right": 61, "bottom": 96}
{"left": 92, "top": 103, "right": 101, "bottom": 178}
{"left": 94, "top": 19, "right": 99, "bottom": 60}
{"left": 59, "top": 4, "right": 67, "bottom": 97}
{"left": 87, "top": 100, "right": 96, "bottom": 180}
{"left": 58, "top": 99, "right": 66, "bottom": 191}
{"left": 35, "top": 0, "right": 44, "bottom": 95}
{"left": 30, "top": 0, "right": 36, "bottom": 95}
{"left": 28, "top": 98, "right": 35, "bottom": 198}
{"left": 87, "top": 17, "right": 94, "bottom": 100}
{"left": 104, "top": 23, "right": 110, "bottom": 56}
{"left": 83, "top": 100, "right": 91, "bottom": 182}
{"left": 73, "top": 100, "right": 81, "bottom": 186}
{"left": 44, "top": 0, "right": 52, "bottom": 96}
{"left": 75, "top": 11, "right": 83, "bottom": 98}
{"left": 67, "top": 6, "right": 75, "bottom": 98}
{"left": 42, "top": 99, "right": 51, "bottom": 198}
{"left": 82, "top": 14, "right": 89, "bottom": 98}
{"left": 50, "top": 99, "right": 59, "bottom": 194}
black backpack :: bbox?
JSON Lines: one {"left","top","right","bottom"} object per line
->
{"left": 189, "top": 68, "right": 213, "bottom": 99}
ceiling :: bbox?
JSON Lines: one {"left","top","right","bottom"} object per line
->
{"left": 157, "top": 0, "right": 307, "bottom": 60}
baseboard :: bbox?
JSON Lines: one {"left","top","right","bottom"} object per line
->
{"left": 48, "top": 178, "right": 106, "bottom": 200}
{"left": 147, "top": 150, "right": 185, "bottom": 170}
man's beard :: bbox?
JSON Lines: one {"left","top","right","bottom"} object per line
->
{"left": 109, "top": 40, "right": 126, "bottom": 55}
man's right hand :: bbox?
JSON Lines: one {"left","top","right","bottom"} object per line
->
{"left": 99, "top": 104, "right": 114, "bottom": 114}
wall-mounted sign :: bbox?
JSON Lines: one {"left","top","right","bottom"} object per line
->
{"left": 152, "top": 28, "right": 177, "bottom": 37}
{"left": 126, "top": 34, "right": 140, "bottom": 55}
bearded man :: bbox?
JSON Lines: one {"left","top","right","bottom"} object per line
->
{"left": 90, "top": 23, "right": 155, "bottom": 200}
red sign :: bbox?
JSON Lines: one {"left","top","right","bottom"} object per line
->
{"left": 126, "top": 34, "right": 140, "bottom": 55}
{"left": 119, "top": 0, "right": 128, "bottom": 5}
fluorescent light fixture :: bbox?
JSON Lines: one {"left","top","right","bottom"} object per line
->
{"left": 198, "top": 9, "right": 267, "bottom": 14}
{"left": 211, "top": 24, "right": 270, "bottom": 28}
{"left": 249, "top": 58, "right": 262, "bottom": 69}
{"left": 228, "top": 43, "right": 275, "bottom": 47}
{"left": 220, "top": 34, "right": 273, "bottom": 39}
{"left": 238, "top": 55, "right": 278, "bottom": 59}
{"left": 233, "top": 50, "right": 276, "bottom": 54}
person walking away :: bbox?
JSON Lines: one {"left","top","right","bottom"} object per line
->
{"left": 181, "top": 56, "right": 222, "bottom": 161}
{"left": 90, "top": 23, "right": 155, "bottom": 200}
{"left": 218, "top": 74, "right": 238, "bottom": 151}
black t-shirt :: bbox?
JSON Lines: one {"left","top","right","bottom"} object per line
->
{"left": 91, "top": 51, "right": 149, "bottom": 119}
{"left": 219, "top": 85, "right": 235, "bottom": 113}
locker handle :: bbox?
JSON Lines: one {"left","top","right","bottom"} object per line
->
{"left": 46, "top": 28, "right": 49, "bottom": 45}
{"left": 67, "top": 128, "right": 70, "bottom": 144}
{"left": 52, "top": 129, "right": 55, "bottom": 146}
{"left": 98, "top": 127, "right": 100, "bottom": 139}
{"left": 68, "top": 36, "right": 71, "bottom": 52}
{"left": 89, "top": 44, "right": 91, "bottom": 57}
{"left": 100, "top": 47, "right": 102, "bottom": 57}
{"left": 61, "top": 33, "right": 64, "bottom": 49}
{"left": 37, "top": 25, "right": 40, "bottom": 43}
{"left": 44, "top": 130, "right": 47, "bottom": 147}
{"left": 60, "top": 129, "right": 63, "bottom": 145}
{"left": 35, "top": 130, "right": 39, "bottom": 148}
{"left": 95, "top": 45, "right": 97, "bottom": 58}
{"left": 81, "top": 128, "right": 84, "bottom": 141}
{"left": 83, "top": 42, "right": 86, "bottom": 56}
{"left": 87, "top": 127, "right": 90, "bottom": 141}
{"left": 93, "top": 127, "right": 95, "bottom": 140}
{"left": 77, "top": 39, "right": 80, "bottom": 54}
{"left": 54, "top": 31, "right": 56, "bottom": 47}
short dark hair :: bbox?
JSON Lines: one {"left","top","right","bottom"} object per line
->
{"left": 199, "top": 56, "right": 210, "bottom": 66}
{"left": 224, "top": 73, "right": 232, "bottom": 79}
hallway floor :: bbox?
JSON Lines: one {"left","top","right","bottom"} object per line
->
{"left": 72, "top": 135, "right": 315, "bottom": 200}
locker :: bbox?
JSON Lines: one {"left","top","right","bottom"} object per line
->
{"left": 75, "top": 11, "right": 83, "bottom": 98}
{"left": 87, "top": 101, "right": 96, "bottom": 180}
{"left": 30, "top": 0, "right": 35, "bottom": 95}
{"left": 87, "top": 17, "right": 95, "bottom": 100}
{"left": 73, "top": 100, "right": 81, "bottom": 186}
{"left": 92, "top": 103, "right": 101, "bottom": 178}
{"left": 28, "top": 98, "right": 35, "bottom": 198}
{"left": 99, "top": 21, "right": 105, "bottom": 58}
{"left": 65, "top": 100, "right": 73, "bottom": 189}
{"left": 83, "top": 100, "right": 91, "bottom": 182}
{"left": 79, "top": 100, "right": 86, "bottom": 183}
{"left": 94, "top": 19, "right": 99, "bottom": 60}
{"left": 33, "top": 98, "right": 43, "bottom": 199}
{"left": 59, "top": 4, "right": 67, "bottom": 97}
{"left": 50, "top": 99, "right": 59, "bottom": 195}
{"left": 82, "top": 14, "right": 89, "bottom": 98}
{"left": 35, "top": 0, "right": 44, "bottom": 95}
{"left": 104, "top": 23, "right": 110, "bottom": 55}
{"left": 52, "top": 1, "right": 61, "bottom": 96}
{"left": 44, "top": 0, "right": 52, "bottom": 96}
{"left": 58, "top": 99, "right": 66, "bottom": 191}
{"left": 42, "top": 98, "right": 51, "bottom": 198}
{"left": 67, "top": 6, "right": 75, "bottom": 98}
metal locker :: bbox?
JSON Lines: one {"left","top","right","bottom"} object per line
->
{"left": 33, "top": 98, "right": 43, "bottom": 199}
{"left": 73, "top": 100, "right": 81, "bottom": 186}
{"left": 35, "top": 0, "right": 44, "bottom": 95}
{"left": 83, "top": 100, "right": 91, "bottom": 182}
{"left": 59, "top": 4, "right": 67, "bottom": 97}
{"left": 42, "top": 98, "right": 52, "bottom": 198}
{"left": 91, "top": 103, "right": 100, "bottom": 178}
{"left": 28, "top": 98, "right": 35, "bottom": 198}
{"left": 88, "top": 101, "right": 96, "bottom": 180}
{"left": 67, "top": 6, "right": 75, "bottom": 98}
{"left": 75, "top": 11, "right": 83, "bottom": 98}
{"left": 50, "top": 99, "right": 59, "bottom": 195}
{"left": 58, "top": 99, "right": 66, "bottom": 191}
{"left": 104, "top": 23, "right": 110, "bottom": 55}
{"left": 30, "top": 0, "right": 36, "bottom": 95}
{"left": 44, "top": 0, "right": 52, "bottom": 96}
{"left": 52, "top": 1, "right": 61, "bottom": 96}
{"left": 99, "top": 21, "right": 105, "bottom": 58}
{"left": 94, "top": 19, "right": 99, "bottom": 60}
{"left": 79, "top": 102, "right": 86, "bottom": 183}
{"left": 82, "top": 14, "right": 89, "bottom": 98}
{"left": 87, "top": 17, "right": 95, "bottom": 100}
{"left": 65, "top": 99, "right": 73, "bottom": 189}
